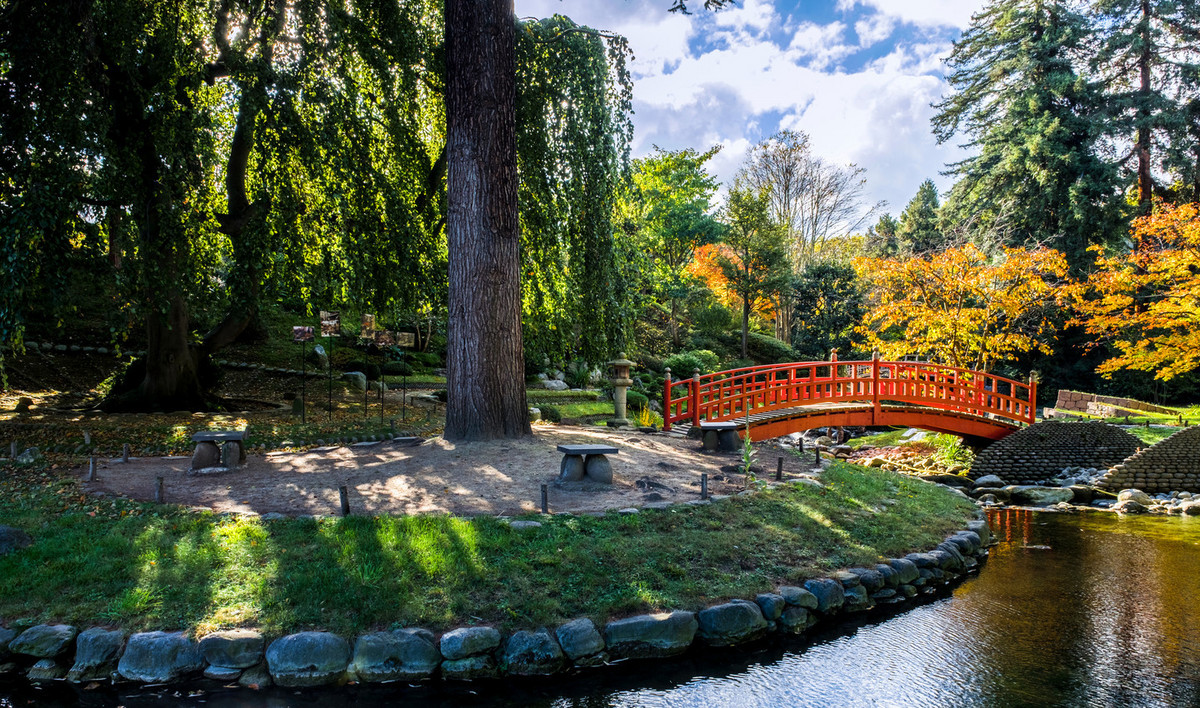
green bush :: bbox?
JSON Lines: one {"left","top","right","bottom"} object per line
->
{"left": 745, "top": 332, "right": 795, "bottom": 364}
{"left": 626, "top": 390, "right": 649, "bottom": 411}
{"left": 383, "top": 361, "right": 414, "bottom": 376}
{"left": 691, "top": 301, "right": 735, "bottom": 334}
{"left": 539, "top": 405, "right": 562, "bottom": 423}
{"left": 640, "top": 355, "right": 665, "bottom": 374}
{"left": 329, "top": 348, "right": 362, "bottom": 369}
{"left": 663, "top": 349, "right": 721, "bottom": 376}
{"left": 409, "top": 352, "right": 441, "bottom": 371}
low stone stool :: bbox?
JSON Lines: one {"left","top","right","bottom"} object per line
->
{"left": 699, "top": 421, "right": 741, "bottom": 452}
{"left": 191, "top": 430, "right": 247, "bottom": 472}
{"left": 557, "top": 444, "right": 619, "bottom": 484}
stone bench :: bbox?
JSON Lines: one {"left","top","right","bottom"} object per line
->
{"left": 698, "top": 421, "right": 741, "bottom": 452}
{"left": 557, "top": 444, "right": 618, "bottom": 484}
{"left": 190, "top": 430, "right": 247, "bottom": 472}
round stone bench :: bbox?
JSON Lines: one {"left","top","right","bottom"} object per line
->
{"left": 698, "top": 421, "right": 741, "bottom": 452}
{"left": 190, "top": 430, "right": 247, "bottom": 472}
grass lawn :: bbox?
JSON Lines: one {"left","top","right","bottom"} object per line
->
{"left": 0, "top": 459, "right": 975, "bottom": 636}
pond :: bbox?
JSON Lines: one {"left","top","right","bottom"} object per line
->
{"left": 4, "top": 509, "right": 1199, "bottom": 707}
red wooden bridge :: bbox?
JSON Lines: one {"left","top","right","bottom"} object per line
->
{"left": 662, "top": 354, "right": 1036, "bottom": 447}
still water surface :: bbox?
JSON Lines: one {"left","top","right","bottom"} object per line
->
{"left": 4, "top": 509, "right": 1199, "bottom": 707}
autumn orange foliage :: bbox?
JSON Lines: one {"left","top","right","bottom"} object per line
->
{"left": 688, "top": 243, "right": 776, "bottom": 320}
{"left": 855, "top": 243, "right": 1067, "bottom": 372}
{"left": 1069, "top": 202, "right": 1200, "bottom": 381}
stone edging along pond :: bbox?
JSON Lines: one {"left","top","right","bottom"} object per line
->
{"left": 0, "top": 517, "right": 993, "bottom": 691}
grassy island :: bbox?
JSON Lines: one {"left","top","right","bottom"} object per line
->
{"left": 0, "top": 460, "right": 975, "bottom": 636}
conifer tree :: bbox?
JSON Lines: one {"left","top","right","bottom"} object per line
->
{"left": 933, "top": 0, "right": 1124, "bottom": 271}
{"left": 896, "top": 179, "right": 943, "bottom": 255}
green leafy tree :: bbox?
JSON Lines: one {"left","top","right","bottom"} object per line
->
{"left": 896, "top": 179, "right": 943, "bottom": 255}
{"left": 623, "top": 146, "right": 722, "bottom": 348}
{"left": 791, "top": 262, "right": 866, "bottom": 361}
{"left": 866, "top": 214, "right": 900, "bottom": 258}
{"left": 714, "top": 187, "right": 790, "bottom": 359}
{"left": 933, "top": 0, "right": 1124, "bottom": 271}
{"left": 1091, "top": 0, "right": 1200, "bottom": 210}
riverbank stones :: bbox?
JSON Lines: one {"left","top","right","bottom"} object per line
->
{"left": 265, "top": 632, "right": 350, "bottom": 687}
{"left": 27, "top": 659, "right": 65, "bottom": 681}
{"left": 440, "top": 626, "right": 501, "bottom": 680}
{"left": 117, "top": 631, "right": 203, "bottom": 684}
{"left": 755, "top": 593, "right": 786, "bottom": 622}
{"left": 802, "top": 578, "right": 845, "bottom": 614}
{"left": 846, "top": 568, "right": 885, "bottom": 592}
{"left": 778, "top": 586, "right": 819, "bottom": 610}
{"left": 604, "top": 611, "right": 698, "bottom": 659}
{"left": 9, "top": 624, "right": 77, "bottom": 658}
{"left": 1008, "top": 486, "right": 1075, "bottom": 506}
{"left": 0, "top": 628, "right": 15, "bottom": 659}
{"left": 67, "top": 628, "right": 126, "bottom": 683}
{"left": 888, "top": 558, "right": 920, "bottom": 585}
{"left": 349, "top": 629, "right": 440, "bottom": 682}
{"left": 555, "top": 618, "right": 606, "bottom": 666}
{"left": 697, "top": 600, "right": 769, "bottom": 647}
{"left": 502, "top": 628, "right": 564, "bottom": 676}
{"left": 198, "top": 629, "right": 264, "bottom": 676}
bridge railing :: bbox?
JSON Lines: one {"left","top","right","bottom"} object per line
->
{"left": 663, "top": 355, "right": 1036, "bottom": 432}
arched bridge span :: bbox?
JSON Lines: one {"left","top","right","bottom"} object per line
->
{"left": 662, "top": 356, "right": 1036, "bottom": 447}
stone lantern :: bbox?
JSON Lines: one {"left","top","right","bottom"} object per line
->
{"left": 608, "top": 353, "right": 636, "bottom": 427}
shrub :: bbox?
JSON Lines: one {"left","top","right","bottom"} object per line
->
{"left": 640, "top": 355, "right": 665, "bottom": 374}
{"left": 663, "top": 349, "right": 721, "bottom": 376}
{"left": 691, "top": 301, "right": 735, "bottom": 335}
{"left": 539, "top": 405, "right": 562, "bottom": 423}
{"left": 626, "top": 390, "right": 649, "bottom": 411}
{"left": 383, "top": 361, "right": 414, "bottom": 376}
{"left": 745, "top": 332, "right": 795, "bottom": 363}
{"left": 409, "top": 352, "right": 441, "bottom": 371}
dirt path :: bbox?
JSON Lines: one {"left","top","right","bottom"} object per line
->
{"left": 82, "top": 427, "right": 819, "bottom": 518}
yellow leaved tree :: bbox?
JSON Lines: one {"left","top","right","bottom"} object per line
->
{"left": 1069, "top": 202, "right": 1200, "bottom": 381}
{"left": 855, "top": 243, "right": 1067, "bottom": 371}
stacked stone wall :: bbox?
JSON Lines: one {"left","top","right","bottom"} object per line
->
{"left": 1053, "top": 390, "right": 1173, "bottom": 416}
{"left": 1099, "top": 426, "right": 1200, "bottom": 494}
{"left": 969, "top": 421, "right": 1141, "bottom": 485}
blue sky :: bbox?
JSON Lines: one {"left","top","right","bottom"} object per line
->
{"left": 514, "top": 0, "right": 989, "bottom": 221}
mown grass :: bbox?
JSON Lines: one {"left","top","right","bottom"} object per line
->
{"left": 0, "top": 460, "right": 975, "bottom": 636}
{"left": 525, "top": 389, "right": 602, "bottom": 404}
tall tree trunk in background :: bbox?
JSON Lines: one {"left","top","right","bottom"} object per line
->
{"left": 742, "top": 297, "right": 750, "bottom": 359}
{"left": 443, "top": 0, "right": 530, "bottom": 441}
{"left": 1137, "top": 0, "right": 1153, "bottom": 212}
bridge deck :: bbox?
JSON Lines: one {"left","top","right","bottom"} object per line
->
{"left": 671, "top": 402, "right": 1022, "bottom": 444}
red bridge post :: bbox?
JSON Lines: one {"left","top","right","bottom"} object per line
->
{"left": 691, "top": 368, "right": 701, "bottom": 427}
{"left": 872, "top": 349, "right": 881, "bottom": 425}
{"left": 663, "top": 368, "right": 672, "bottom": 432}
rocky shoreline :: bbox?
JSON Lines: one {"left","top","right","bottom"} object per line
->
{"left": 0, "top": 518, "right": 993, "bottom": 693}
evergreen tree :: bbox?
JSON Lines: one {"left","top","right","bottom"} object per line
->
{"left": 896, "top": 179, "right": 943, "bottom": 255}
{"left": 865, "top": 214, "right": 899, "bottom": 257}
{"left": 933, "top": 0, "right": 1124, "bottom": 271}
{"left": 1091, "top": 0, "right": 1200, "bottom": 211}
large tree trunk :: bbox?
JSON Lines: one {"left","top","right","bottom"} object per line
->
{"left": 742, "top": 297, "right": 750, "bottom": 359}
{"left": 443, "top": 0, "right": 530, "bottom": 441}
{"left": 1137, "top": 0, "right": 1153, "bottom": 212}
{"left": 139, "top": 293, "right": 206, "bottom": 409}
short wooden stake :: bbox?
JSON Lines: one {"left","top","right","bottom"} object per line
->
{"left": 122, "top": 443, "right": 130, "bottom": 463}
{"left": 701, "top": 473, "right": 709, "bottom": 500}
{"left": 339, "top": 485, "right": 350, "bottom": 516}
{"left": 87, "top": 456, "right": 96, "bottom": 482}
{"left": 814, "top": 448, "right": 820, "bottom": 467}
{"left": 540, "top": 484, "right": 549, "bottom": 514}
{"left": 797, "top": 437, "right": 804, "bottom": 453}
{"left": 154, "top": 477, "right": 164, "bottom": 503}
{"left": 776, "top": 456, "right": 783, "bottom": 481}
{"left": 9, "top": 441, "right": 16, "bottom": 458}
{"left": 83, "top": 430, "right": 91, "bottom": 445}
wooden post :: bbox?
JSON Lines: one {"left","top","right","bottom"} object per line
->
{"left": 797, "top": 437, "right": 804, "bottom": 453}
{"left": 776, "top": 456, "right": 783, "bottom": 481}
{"left": 663, "top": 368, "right": 672, "bottom": 432}
{"left": 1028, "top": 373, "right": 1038, "bottom": 424}
{"left": 814, "top": 447, "right": 820, "bottom": 468}
{"left": 701, "top": 473, "right": 708, "bottom": 500}
{"left": 122, "top": 443, "right": 130, "bottom": 463}
{"left": 154, "top": 477, "right": 164, "bottom": 503}
{"left": 9, "top": 441, "right": 16, "bottom": 458}
{"left": 540, "top": 484, "right": 549, "bottom": 514}
{"left": 87, "top": 456, "right": 96, "bottom": 482}
{"left": 339, "top": 485, "right": 350, "bottom": 516}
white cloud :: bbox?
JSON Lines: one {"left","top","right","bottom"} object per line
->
{"left": 837, "top": 0, "right": 986, "bottom": 30}
{"left": 513, "top": 0, "right": 975, "bottom": 216}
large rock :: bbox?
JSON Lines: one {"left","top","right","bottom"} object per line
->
{"left": 755, "top": 593, "right": 786, "bottom": 621}
{"left": 439, "top": 627, "right": 501, "bottom": 662}
{"left": 310, "top": 344, "right": 329, "bottom": 370}
{"left": 27, "top": 659, "right": 65, "bottom": 681}
{"left": 803, "top": 578, "right": 845, "bottom": 614}
{"left": 502, "top": 628, "right": 564, "bottom": 676}
{"left": 555, "top": 618, "right": 605, "bottom": 662}
{"left": 0, "top": 628, "right": 15, "bottom": 659}
{"left": 117, "top": 631, "right": 203, "bottom": 684}
{"left": 1008, "top": 486, "right": 1074, "bottom": 506}
{"left": 778, "top": 606, "right": 815, "bottom": 634}
{"left": 888, "top": 558, "right": 920, "bottom": 585}
{"left": 190, "top": 441, "right": 221, "bottom": 470}
{"left": 1117, "top": 489, "right": 1153, "bottom": 506}
{"left": 1112, "top": 499, "right": 1147, "bottom": 514}
{"left": 265, "top": 632, "right": 350, "bottom": 687}
{"left": 778, "top": 586, "right": 819, "bottom": 610}
{"left": 965, "top": 519, "right": 991, "bottom": 546}
{"left": 697, "top": 601, "right": 769, "bottom": 647}
{"left": 441, "top": 655, "right": 497, "bottom": 680}
{"left": 9, "top": 624, "right": 77, "bottom": 658}
{"left": 604, "top": 611, "right": 698, "bottom": 659}
{"left": 542, "top": 379, "right": 569, "bottom": 391}
{"left": 199, "top": 629, "right": 264, "bottom": 669}
{"left": 349, "top": 629, "right": 440, "bottom": 682}
{"left": 67, "top": 628, "right": 126, "bottom": 683}
{"left": 0, "top": 526, "right": 33, "bottom": 555}
{"left": 342, "top": 371, "right": 367, "bottom": 392}
{"left": 974, "top": 475, "right": 1005, "bottom": 488}
{"left": 846, "top": 568, "right": 885, "bottom": 592}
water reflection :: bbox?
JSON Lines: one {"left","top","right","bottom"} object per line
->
{"left": 4, "top": 511, "right": 1199, "bottom": 707}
